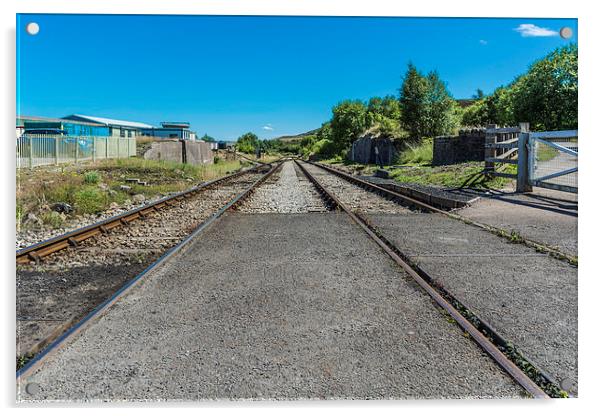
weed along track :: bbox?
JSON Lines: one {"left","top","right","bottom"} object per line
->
{"left": 16, "top": 162, "right": 281, "bottom": 369}
{"left": 295, "top": 160, "right": 574, "bottom": 398}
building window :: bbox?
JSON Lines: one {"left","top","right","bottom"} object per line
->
{"left": 120, "top": 128, "right": 125, "bottom": 138}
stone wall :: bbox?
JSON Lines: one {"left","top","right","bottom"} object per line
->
{"left": 349, "top": 135, "right": 397, "bottom": 165}
{"left": 143, "top": 140, "right": 213, "bottom": 165}
{"left": 432, "top": 129, "right": 485, "bottom": 166}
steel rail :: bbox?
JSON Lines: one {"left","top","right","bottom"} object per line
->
{"left": 16, "top": 164, "right": 269, "bottom": 264}
{"left": 16, "top": 161, "right": 284, "bottom": 383}
{"left": 294, "top": 160, "right": 549, "bottom": 399}
{"left": 308, "top": 161, "right": 577, "bottom": 264}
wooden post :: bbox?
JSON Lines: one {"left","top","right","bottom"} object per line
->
{"left": 516, "top": 122, "right": 531, "bottom": 192}
{"left": 484, "top": 124, "right": 497, "bottom": 173}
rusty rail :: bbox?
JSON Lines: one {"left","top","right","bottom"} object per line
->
{"left": 16, "top": 161, "right": 283, "bottom": 381}
{"left": 294, "top": 160, "right": 549, "bottom": 399}
{"left": 16, "top": 164, "right": 270, "bottom": 264}
{"left": 308, "top": 161, "right": 577, "bottom": 264}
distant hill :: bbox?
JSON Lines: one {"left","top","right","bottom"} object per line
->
{"left": 456, "top": 99, "right": 477, "bottom": 108}
{"left": 272, "top": 128, "right": 320, "bottom": 142}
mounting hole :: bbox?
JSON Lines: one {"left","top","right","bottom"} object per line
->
{"left": 25, "top": 382, "right": 40, "bottom": 395}
{"left": 26, "top": 22, "right": 40, "bottom": 36}
{"left": 559, "top": 27, "right": 573, "bottom": 39}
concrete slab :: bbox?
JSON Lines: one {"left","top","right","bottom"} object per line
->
{"left": 18, "top": 213, "right": 525, "bottom": 401}
{"left": 367, "top": 213, "right": 578, "bottom": 396}
{"left": 457, "top": 188, "right": 577, "bottom": 257}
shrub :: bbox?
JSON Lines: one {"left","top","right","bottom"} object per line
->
{"left": 83, "top": 170, "right": 101, "bottom": 184}
{"left": 74, "top": 187, "right": 105, "bottom": 214}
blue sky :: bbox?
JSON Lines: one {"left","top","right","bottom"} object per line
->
{"left": 16, "top": 14, "right": 577, "bottom": 140}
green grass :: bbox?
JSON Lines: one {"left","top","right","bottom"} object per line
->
{"left": 40, "top": 211, "right": 65, "bottom": 228}
{"left": 396, "top": 139, "right": 433, "bottom": 165}
{"left": 17, "top": 156, "right": 248, "bottom": 230}
{"left": 83, "top": 170, "right": 101, "bottom": 184}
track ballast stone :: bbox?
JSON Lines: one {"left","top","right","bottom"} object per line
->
{"left": 238, "top": 161, "right": 328, "bottom": 213}
{"left": 299, "top": 162, "right": 410, "bottom": 214}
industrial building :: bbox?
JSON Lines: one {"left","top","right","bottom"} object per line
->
{"left": 140, "top": 122, "right": 196, "bottom": 141}
{"left": 17, "top": 115, "right": 109, "bottom": 138}
{"left": 62, "top": 114, "right": 153, "bottom": 139}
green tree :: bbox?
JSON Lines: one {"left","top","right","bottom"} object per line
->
{"left": 200, "top": 133, "right": 216, "bottom": 142}
{"left": 399, "top": 64, "right": 457, "bottom": 139}
{"left": 511, "top": 44, "right": 577, "bottom": 130}
{"left": 236, "top": 132, "right": 260, "bottom": 153}
{"left": 330, "top": 100, "right": 371, "bottom": 152}
{"left": 425, "top": 70, "right": 459, "bottom": 136}
{"left": 399, "top": 63, "right": 430, "bottom": 139}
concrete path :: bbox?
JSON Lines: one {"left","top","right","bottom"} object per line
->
{"left": 458, "top": 187, "right": 577, "bottom": 257}
{"left": 366, "top": 212, "right": 578, "bottom": 396}
{"left": 18, "top": 213, "right": 525, "bottom": 401}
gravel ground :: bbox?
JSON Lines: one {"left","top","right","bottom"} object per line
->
{"left": 17, "top": 171, "right": 265, "bottom": 359}
{"left": 238, "top": 161, "right": 328, "bottom": 213}
{"left": 299, "top": 162, "right": 410, "bottom": 214}
{"left": 366, "top": 213, "right": 578, "bottom": 396}
{"left": 18, "top": 213, "right": 525, "bottom": 401}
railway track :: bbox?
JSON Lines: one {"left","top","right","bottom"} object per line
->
{"left": 16, "top": 161, "right": 284, "bottom": 372}
{"left": 294, "top": 160, "right": 555, "bottom": 399}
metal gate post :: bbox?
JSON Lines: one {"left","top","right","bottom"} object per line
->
{"left": 484, "top": 124, "right": 497, "bottom": 173}
{"left": 516, "top": 123, "right": 531, "bottom": 192}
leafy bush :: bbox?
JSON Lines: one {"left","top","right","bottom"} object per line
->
{"left": 83, "top": 170, "right": 101, "bottom": 184}
{"left": 74, "top": 187, "right": 105, "bottom": 214}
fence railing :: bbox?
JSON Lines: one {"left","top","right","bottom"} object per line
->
{"left": 16, "top": 135, "right": 136, "bottom": 169}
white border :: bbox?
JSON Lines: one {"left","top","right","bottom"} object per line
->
{"left": 2, "top": 1, "right": 600, "bottom": 415}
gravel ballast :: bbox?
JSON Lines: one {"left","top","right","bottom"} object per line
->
{"left": 238, "top": 161, "right": 328, "bottom": 213}
{"left": 299, "top": 162, "right": 410, "bottom": 214}
{"left": 18, "top": 213, "right": 527, "bottom": 401}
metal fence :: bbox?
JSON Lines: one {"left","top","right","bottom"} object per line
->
{"left": 528, "top": 130, "right": 578, "bottom": 193}
{"left": 16, "top": 135, "right": 136, "bottom": 169}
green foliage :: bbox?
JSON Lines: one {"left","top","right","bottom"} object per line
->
{"left": 396, "top": 139, "right": 433, "bottom": 165}
{"left": 83, "top": 170, "right": 101, "bottom": 184}
{"left": 40, "top": 211, "right": 65, "bottom": 228}
{"left": 461, "top": 44, "right": 578, "bottom": 130}
{"left": 330, "top": 100, "right": 372, "bottom": 152}
{"left": 200, "top": 133, "right": 216, "bottom": 142}
{"left": 512, "top": 44, "right": 577, "bottom": 130}
{"left": 74, "top": 186, "right": 106, "bottom": 214}
{"left": 236, "top": 132, "right": 261, "bottom": 154}
{"left": 399, "top": 64, "right": 458, "bottom": 139}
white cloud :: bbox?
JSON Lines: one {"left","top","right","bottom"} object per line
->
{"left": 262, "top": 124, "right": 274, "bottom": 131}
{"left": 479, "top": 39, "right": 488, "bottom": 45}
{"left": 514, "top": 23, "right": 558, "bottom": 37}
